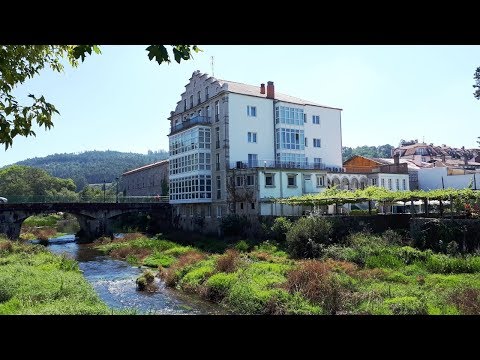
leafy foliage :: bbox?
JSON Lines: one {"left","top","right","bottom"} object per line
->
{"left": 474, "top": 66, "right": 480, "bottom": 100}
{"left": 0, "top": 165, "right": 77, "bottom": 200}
{"left": 342, "top": 144, "right": 394, "bottom": 162}
{"left": 1, "top": 45, "right": 199, "bottom": 149}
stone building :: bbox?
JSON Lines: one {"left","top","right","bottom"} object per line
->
{"left": 122, "top": 160, "right": 169, "bottom": 196}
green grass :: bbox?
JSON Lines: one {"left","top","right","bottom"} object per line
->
{"left": 0, "top": 239, "right": 111, "bottom": 314}
{"left": 93, "top": 231, "right": 480, "bottom": 315}
{"left": 23, "top": 214, "right": 61, "bottom": 227}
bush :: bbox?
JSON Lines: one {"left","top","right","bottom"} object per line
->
{"left": 284, "top": 260, "right": 347, "bottom": 314}
{"left": 158, "top": 251, "right": 206, "bottom": 288}
{"left": 235, "top": 240, "right": 249, "bottom": 252}
{"left": 449, "top": 288, "right": 480, "bottom": 315}
{"left": 286, "top": 216, "right": 333, "bottom": 259}
{"left": 216, "top": 249, "right": 240, "bottom": 273}
{"left": 205, "top": 273, "right": 237, "bottom": 301}
{"left": 382, "top": 229, "right": 403, "bottom": 245}
{"left": 136, "top": 270, "right": 157, "bottom": 292}
{"left": 365, "top": 254, "right": 403, "bottom": 269}
{"left": 220, "top": 214, "right": 251, "bottom": 237}
{"left": 384, "top": 296, "right": 427, "bottom": 315}
{"left": 271, "top": 217, "right": 292, "bottom": 243}
{"left": 425, "top": 254, "right": 480, "bottom": 274}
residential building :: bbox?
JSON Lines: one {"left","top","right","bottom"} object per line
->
{"left": 168, "top": 71, "right": 343, "bottom": 231}
{"left": 122, "top": 160, "right": 169, "bottom": 196}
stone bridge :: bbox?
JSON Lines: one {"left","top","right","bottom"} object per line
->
{"left": 0, "top": 202, "right": 171, "bottom": 241}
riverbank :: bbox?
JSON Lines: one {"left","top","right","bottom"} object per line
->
{"left": 0, "top": 237, "right": 111, "bottom": 314}
{"left": 95, "top": 232, "right": 480, "bottom": 315}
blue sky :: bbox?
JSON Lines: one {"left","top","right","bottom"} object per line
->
{"left": 2, "top": 45, "right": 480, "bottom": 166}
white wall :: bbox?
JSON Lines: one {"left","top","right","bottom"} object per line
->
{"left": 228, "top": 93, "right": 275, "bottom": 164}
{"left": 304, "top": 105, "right": 343, "bottom": 169}
{"left": 418, "top": 167, "right": 480, "bottom": 190}
{"left": 376, "top": 173, "right": 410, "bottom": 191}
{"left": 258, "top": 169, "right": 327, "bottom": 199}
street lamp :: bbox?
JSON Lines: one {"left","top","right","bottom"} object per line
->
{"left": 103, "top": 179, "right": 106, "bottom": 203}
{"left": 116, "top": 177, "right": 119, "bottom": 203}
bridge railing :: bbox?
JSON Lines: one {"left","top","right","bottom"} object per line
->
{"left": 1, "top": 195, "right": 170, "bottom": 204}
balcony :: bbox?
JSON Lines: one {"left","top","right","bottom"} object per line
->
{"left": 171, "top": 116, "right": 210, "bottom": 134}
{"left": 229, "top": 160, "right": 326, "bottom": 170}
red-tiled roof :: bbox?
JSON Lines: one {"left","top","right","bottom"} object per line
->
{"left": 122, "top": 160, "right": 168, "bottom": 176}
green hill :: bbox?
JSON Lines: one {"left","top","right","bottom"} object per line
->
{"left": 12, "top": 150, "right": 168, "bottom": 190}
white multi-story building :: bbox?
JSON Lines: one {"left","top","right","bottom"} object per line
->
{"left": 168, "top": 71, "right": 343, "bottom": 231}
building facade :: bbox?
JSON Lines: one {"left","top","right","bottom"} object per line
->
{"left": 122, "top": 160, "right": 169, "bottom": 196}
{"left": 168, "top": 71, "right": 343, "bottom": 231}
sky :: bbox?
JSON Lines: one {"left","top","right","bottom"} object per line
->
{"left": 2, "top": 45, "right": 480, "bottom": 166}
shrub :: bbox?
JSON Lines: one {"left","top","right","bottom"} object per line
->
{"left": 216, "top": 249, "right": 240, "bottom": 273}
{"left": 235, "top": 240, "right": 249, "bottom": 252}
{"left": 159, "top": 251, "right": 206, "bottom": 288}
{"left": 365, "top": 254, "right": 403, "bottom": 269}
{"left": 284, "top": 260, "right": 346, "bottom": 314}
{"left": 0, "top": 241, "right": 13, "bottom": 254}
{"left": 220, "top": 214, "right": 250, "bottom": 237}
{"left": 142, "top": 253, "right": 175, "bottom": 268}
{"left": 205, "top": 273, "right": 237, "bottom": 301}
{"left": 382, "top": 229, "right": 404, "bottom": 245}
{"left": 425, "top": 254, "right": 480, "bottom": 274}
{"left": 136, "top": 270, "right": 157, "bottom": 292}
{"left": 384, "top": 296, "right": 427, "bottom": 315}
{"left": 271, "top": 217, "right": 292, "bottom": 243}
{"left": 286, "top": 216, "right": 333, "bottom": 259}
{"left": 449, "top": 288, "right": 480, "bottom": 315}
{"left": 446, "top": 241, "right": 459, "bottom": 256}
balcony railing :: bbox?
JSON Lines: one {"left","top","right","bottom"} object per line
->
{"left": 229, "top": 160, "right": 326, "bottom": 170}
{"left": 171, "top": 115, "right": 210, "bottom": 133}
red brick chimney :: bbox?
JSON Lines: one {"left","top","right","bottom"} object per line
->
{"left": 266, "top": 81, "right": 275, "bottom": 99}
{"left": 260, "top": 83, "right": 265, "bottom": 94}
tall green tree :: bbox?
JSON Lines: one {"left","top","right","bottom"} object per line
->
{"left": 0, "top": 165, "right": 78, "bottom": 201}
{"left": 0, "top": 45, "right": 200, "bottom": 149}
{"left": 474, "top": 66, "right": 480, "bottom": 100}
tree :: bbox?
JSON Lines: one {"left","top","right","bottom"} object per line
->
{"left": 0, "top": 45, "right": 200, "bottom": 149}
{"left": 474, "top": 66, "right": 480, "bottom": 100}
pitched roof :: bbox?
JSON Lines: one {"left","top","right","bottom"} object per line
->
{"left": 217, "top": 79, "right": 342, "bottom": 110}
{"left": 122, "top": 160, "right": 168, "bottom": 176}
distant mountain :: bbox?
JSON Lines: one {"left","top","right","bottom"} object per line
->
{"left": 12, "top": 150, "right": 168, "bottom": 190}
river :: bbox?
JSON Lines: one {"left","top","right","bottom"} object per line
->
{"left": 37, "top": 235, "right": 225, "bottom": 315}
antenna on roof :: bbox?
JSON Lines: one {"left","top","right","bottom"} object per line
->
{"left": 211, "top": 56, "right": 215, "bottom": 77}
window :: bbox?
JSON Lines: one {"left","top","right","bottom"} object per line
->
{"left": 316, "top": 175, "right": 324, "bottom": 187}
{"left": 314, "top": 158, "right": 322, "bottom": 169}
{"left": 251, "top": 202, "right": 255, "bottom": 209}
{"left": 206, "top": 205, "right": 211, "bottom": 217}
{"left": 216, "top": 176, "right": 221, "bottom": 199}
{"left": 265, "top": 173, "right": 275, "bottom": 187}
{"left": 216, "top": 127, "right": 220, "bottom": 149}
{"left": 216, "top": 205, "right": 222, "bottom": 218}
{"left": 372, "top": 178, "right": 377, "bottom": 186}
{"left": 381, "top": 178, "right": 385, "bottom": 188}
{"left": 246, "top": 175, "right": 255, "bottom": 186}
{"left": 198, "top": 109, "right": 202, "bottom": 116}
{"left": 205, "top": 106, "right": 210, "bottom": 119}
{"left": 216, "top": 153, "right": 220, "bottom": 171}
{"left": 183, "top": 99, "right": 187, "bottom": 111}
{"left": 248, "top": 154, "right": 258, "bottom": 167}
{"left": 287, "top": 174, "right": 297, "bottom": 187}
{"left": 312, "top": 115, "right": 320, "bottom": 124}
{"left": 388, "top": 178, "right": 392, "bottom": 190}
{"left": 275, "top": 128, "right": 305, "bottom": 150}
{"left": 403, "top": 179, "right": 406, "bottom": 190}
{"left": 247, "top": 106, "right": 257, "bottom": 117}
{"left": 313, "top": 138, "right": 321, "bottom": 148}
{"left": 190, "top": 95, "right": 193, "bottom": 108}
{"left": 304, "top": 113, "right": 307, "bottom": 123}
{"left": 236, "top": 176, "right": 244, "bottom": 187}
{"left": 305, "top": 137, "right": 308, "bottom": 147}
{"left": 275, "top": 106, "right": 304, "bottom": 125}
{"left": 396, "top": 178, "right": 400, "bottom": 190}
{"left": 240, "top": 202, "right": 244, "bottom": 210}
{"left": 215, "top": 101, "right": 220, "bottom": 121}
{"left": 248, "top": 132, "right": 257, "bottom": 143}
{"left": 197, "top": 91, "right": 201, "bottom": 105}
{"left": 205, "top": 86, "right": 209, "bottom": 100}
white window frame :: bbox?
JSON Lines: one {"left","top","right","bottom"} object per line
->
{"left": 313, "top": 138, "right": 321, "bottom": 148}
{"left": 248, "top": 132, "right": 257, "bottom": 143}
{"left": 265, "top": 173, "right": 275, "bottom": 187}
{"left": 247, "top": 106, "right": 257, "bottom": 117}
{"left": 312, "top": 115, "right": 320, "bottom": 124}
{"left": 287, "top": 173, "right": 297, "bottom": 187}
{"left": 316, "top": 175, "right": 324, "bottom": 187}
